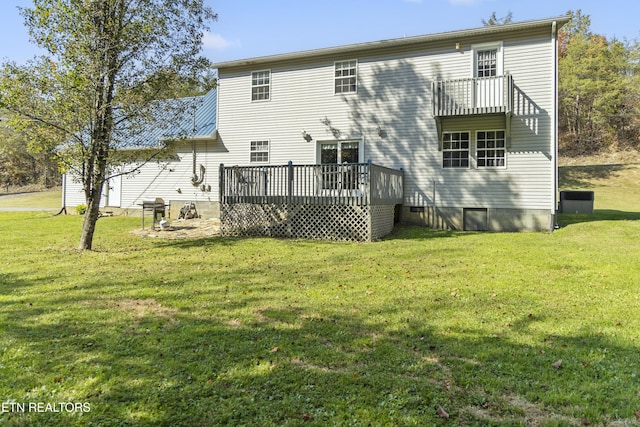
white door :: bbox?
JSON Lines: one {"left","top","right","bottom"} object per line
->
{"left": 103, "top": 171, "right": 122, "bottom": 207}
{"left": 473, "top": 44, "right": 503, "bottom": 110}
{"left": 318, "top": 140, "right": 362, "bottom": 194}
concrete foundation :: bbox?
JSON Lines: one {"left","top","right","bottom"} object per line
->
{"left": 400, "top": 205, "right": 553, "bottom": 232}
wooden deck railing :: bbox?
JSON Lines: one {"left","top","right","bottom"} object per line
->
{"left": 432, "top": 74, "right": 513, "bottom": 117}
{"left": 220, "top": 162, "right": 403, "bottom": 206}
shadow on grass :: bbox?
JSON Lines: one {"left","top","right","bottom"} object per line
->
{"left": 558, "top": 209, "right": 640, "bottom": 227}
{"left": 142, "top": 224, "right": 461, "bottom": 250}
{"left": 559, "top": 163, "right": 629, "bottom": 188}
{"left": 385, "top": 224, "right": 459, "bottom": 241}
{"left": 2, "top": 282, "right": 638, "bottom": 426}
{"left": 0, "top": 249, "right": 640, "bottom": 426}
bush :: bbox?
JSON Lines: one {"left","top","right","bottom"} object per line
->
{"left": 75, "top": 204, "right": 86, "bottom": 215}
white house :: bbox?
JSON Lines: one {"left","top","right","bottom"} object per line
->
{"left": 64, "top": 16, "right": 569, "bottom": 239}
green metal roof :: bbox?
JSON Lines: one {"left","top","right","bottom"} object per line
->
{"left": 116, "top": 88, "right": 217, "bottom": 149}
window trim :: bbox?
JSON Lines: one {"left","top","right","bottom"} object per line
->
{"left": 470, "top": 41, "right": 503, "bottom": 78}
{"left": 249, "top": 140, "right": 270, "bottom": 163}
{"left": 317, "top": 139, "right": 364, "bottom": 164}
{"left": 334, "top": 60, "right": 358, "bottom": 95}
{"left": 251, "top": 69, "right": 271, "bottom": 102}
{"left": 441, "top": 131, "right": 470, "bottom": 169}
{"left": 476, "top": 129, "right": 507, "bottom": 168}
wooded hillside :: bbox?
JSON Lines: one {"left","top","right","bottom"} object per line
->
{"left": 559, "top": 10, "right": 640, "bottom": 155}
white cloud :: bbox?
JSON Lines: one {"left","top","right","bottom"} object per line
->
{"left": 202, "top": 32, "right": 239, "bottom": 50}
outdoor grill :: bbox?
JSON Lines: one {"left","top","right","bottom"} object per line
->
{"left": 140, "top": 198, "right": 167, "bottom": 230}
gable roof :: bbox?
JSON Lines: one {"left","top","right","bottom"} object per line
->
{"left": 212, "top": 16, "right": 569, "bottom": 70}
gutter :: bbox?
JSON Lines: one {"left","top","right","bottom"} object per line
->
{"left": 212, "top": 16, "right": 571, "bottom": 70}
{"left": 550, "top": 20, "right": 562, "bottom": 232}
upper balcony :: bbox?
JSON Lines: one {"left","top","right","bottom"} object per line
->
{"left": 432, "top": 74, "right": 513, "bottom": 117}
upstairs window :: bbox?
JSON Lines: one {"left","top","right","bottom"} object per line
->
{"left": 442, "top": 132, "right": 470, "bottom": 168}
{"left": 477, "top": 130, "right": 506, "bottom": 167}
{"left": 334, "top": 60, "right": 357, "bottom": 94}
{"left": 251, "top": 70, "right": 270, "bottom": 101}
{"left": 250, "top": 140, "right": 269, "bottom": 163}
{"left": 472, "top": 42, "right": 502, "bottom": 79}
{"left": 476, "top": 49, "right": 498, "bottom": 77}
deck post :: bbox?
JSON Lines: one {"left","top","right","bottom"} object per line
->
{"left": 367, "top": 159, "right": 373, "bottom": 206}
{"left": 287, "top": 160, "right": 293, "bottom": 201}
{"left": 219, "top": 163, "right": 224, "bottom": 203}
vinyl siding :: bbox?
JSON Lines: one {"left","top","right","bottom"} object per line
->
{"left": 216, "top": 24, "right": 558, "bottom": 213}
{"left": 63, "top": 140, "right": 226, "bottom": 209}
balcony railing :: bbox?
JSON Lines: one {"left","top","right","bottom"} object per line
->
{"left": 432, "top": 74, "right": 513, "bottom": 117}
{"left": 220, "top": 162, "right": 404, "bottom": 206}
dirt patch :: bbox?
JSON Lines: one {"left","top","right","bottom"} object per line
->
{"left": 131, "top": 218, "right": 220, "bottom": 240}
{"left": 114, "top": 298, "right": 179, "bottom": 330}
{"left": 115, "top": 298, "right": 177, "bottom": 318}
{"left": 462, "top": 394, "right": 582, "bottom": 426}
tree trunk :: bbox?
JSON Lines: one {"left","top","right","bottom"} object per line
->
{"left": 78, "top": 190, "right": 102, "bottom": 250}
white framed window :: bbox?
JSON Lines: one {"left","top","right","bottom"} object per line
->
{"left": 476, "top": 130, "right": 506, "bottom": 167}
{"left": 476, "top": 49, "right": 497, "bottom": 77}
{"left": 250, "top": 140, "right": 269, "bottom": 163}
{"left": 334, "top": 60, "right": 357, "bottom": 94}
{"left": 251, "top": 70, "right": 270, "bottom": 101}
{"left": 471, "top": 42, "right": 503, "bottom": 78}
{"left": 442, "top": 131, "right": 470, "bottom": 168}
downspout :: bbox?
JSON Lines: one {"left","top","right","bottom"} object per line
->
{"left": 190, "top": 104, "right": 205, "bottom": 186}
{"left": 55, "top": 173, "right": 67, "bottom": 216}
{"left": 550, "top": 20, "right": 559, "bottom": 232}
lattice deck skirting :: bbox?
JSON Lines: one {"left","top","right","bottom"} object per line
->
{"left": 221, "top": 203, "right": 396, "bottom": 241}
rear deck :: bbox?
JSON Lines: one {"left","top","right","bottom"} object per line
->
{"left": 219, "top": 162, "right": 404, "bottom": 241}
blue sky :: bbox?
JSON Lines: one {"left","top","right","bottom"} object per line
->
{"left": 0, "top": 0, "right": 637, "bottom": 65}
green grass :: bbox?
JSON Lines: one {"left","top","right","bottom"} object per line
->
{"left": 0, "top": 165, "right": 639, "bottom": 426}
{"left": 0, "top": 188, "right": 62, "bottom": 209}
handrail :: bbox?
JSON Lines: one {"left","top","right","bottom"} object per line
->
{"left": 220, "top": 162, "right": 403, "bottom": 206}
{"left": 433, "top": 74, "right": 513, "bottom": 117}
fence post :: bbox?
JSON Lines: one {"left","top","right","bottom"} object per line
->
{"left": 287, "top": 160, "right": 293, "bottom": 201}
{"left": 219, "top": 163, "right": 224, "bottom": 203}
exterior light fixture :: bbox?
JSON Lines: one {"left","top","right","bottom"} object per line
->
{"left": 302, "top": 130, "right": 313, "bottom": 142}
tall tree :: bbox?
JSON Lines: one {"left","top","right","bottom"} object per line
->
{"left": 0, "top": 0, "right": 217, "bottom": 250}
{"left": 558, "top": 10, "right": 636, "bottom": 154}
{"left": 1, "top": 111, "right": 60, "bottom": 188}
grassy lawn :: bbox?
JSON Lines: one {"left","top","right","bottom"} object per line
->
{"left": 1, "top": 163, "right": 639, "bottom": 426}
{"left": 0, "top": 188, "right": 62, "bottom": 209}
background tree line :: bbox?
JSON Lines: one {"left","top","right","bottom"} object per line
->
{"left": 558, "top": 10, "right": 640, "bottom": 155}
{"left": 0, "top": 113, "right": 60, "bottom": 189}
